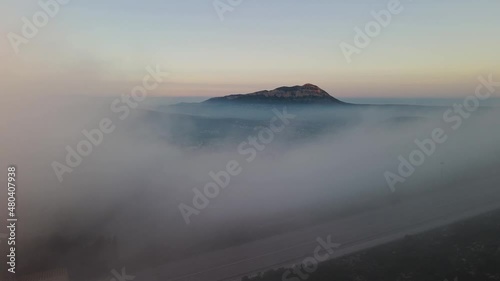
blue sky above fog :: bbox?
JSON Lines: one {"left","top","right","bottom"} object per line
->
{"left": 1, "top": 0, "right": 499, "bottom": 98}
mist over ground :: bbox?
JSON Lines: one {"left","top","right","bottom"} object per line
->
{"left": 1, "top": 94, "right": 499, "bottom": 280}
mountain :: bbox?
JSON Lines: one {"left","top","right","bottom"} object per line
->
{"left": 204, "top": 84, "right": 346, "bottom": 105}
{"left": 146, "top": 84, "right": 442, "bottom": 149}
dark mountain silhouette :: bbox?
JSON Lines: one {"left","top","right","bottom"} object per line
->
{"left": 204, "top": 84, "right": 346, "bottom": 105}
{"left": 148, "top": 84, "right": 442, "bottom": 148}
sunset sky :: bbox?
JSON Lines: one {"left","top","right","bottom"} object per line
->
{"left": 1, "top": 0, "right": 499, "bottom": 98}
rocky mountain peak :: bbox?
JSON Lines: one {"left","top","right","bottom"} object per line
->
{"left": 205, "top": 84, "right": 344, "bottom": 104}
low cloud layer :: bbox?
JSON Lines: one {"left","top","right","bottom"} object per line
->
{"left": 1, "top": 95, "right": 499, "bottom": 278}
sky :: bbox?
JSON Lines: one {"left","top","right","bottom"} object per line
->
{"left": 0, "top": 0, "right": 499, "bottom": 98}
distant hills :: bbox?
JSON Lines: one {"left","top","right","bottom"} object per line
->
{"left": 204, "top": 84, "right": 346, "bottom": 105}
{"left": 146, "top": 84, "right": 442, "bottom": 149}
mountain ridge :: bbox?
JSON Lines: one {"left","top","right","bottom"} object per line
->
{"left": 204, "top": 84, "right": 346, "bottom": 105}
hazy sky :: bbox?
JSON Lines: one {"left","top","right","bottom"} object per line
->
{"left": 1, "top": 0, "right": 499, "bottom": 98}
